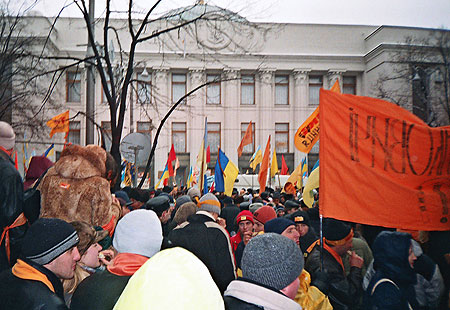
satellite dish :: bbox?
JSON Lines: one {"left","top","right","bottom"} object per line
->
{"left": 120, "top": 132, "right": 151, "bottom": 166}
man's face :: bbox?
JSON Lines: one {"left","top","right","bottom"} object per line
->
{"left": 281, "top": 225, "right": 300, "bottom": 245}
{"left": 286, "top": 207, "right": 299, "bottom": 215}
{"left": 160, "top": 208, "right": 173, "bottom": 224}
{"left": 45, "top": 247, "right": 80, "bottom": 280}
{"left": 295, "top": 223, "right": 309, "bottom": 237}
{"left": 238, "top": 220, "right": 253, "bottom": 235}
{"left": 253, "top": 219, "right": 264, "bottom": 233}
{"left": 334, "top": 238, "right": 353, "bottom": 256}
{"left": 277, "top": 210, "right": 285, "bottom": 217}
{"left": 408, "top": 245, "right": 417, "bottom": 268}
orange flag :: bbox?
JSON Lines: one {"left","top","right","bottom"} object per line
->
{"left": 320, "top": 88, "right": 450, "bottom": 231}
{"left": 237, "top": 122, "right": 253, "bottom": 157}
{"left": 258, "top": 136, "right": 271, "bottom": 193}
{"left": 46, "top": 110, "right": 69, "bottom": 138}
{"left": 294, "top": 80, "right": 341, "bottom": 153}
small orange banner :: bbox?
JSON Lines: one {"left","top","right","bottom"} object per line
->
{"left": 47, "top": 110, "right": 69, "bottom": 138}
{"left": 320, "top": 89, "right": 450, "bottom": 231}
{"left": 294, "top": 107, "right": 320, "bottom": 153}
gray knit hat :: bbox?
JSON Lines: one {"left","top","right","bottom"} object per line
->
{"left": 241, "top": 233, "right": 304, "bottom": 290}
{"left": 197, "top": 193, "right": 221, "bottom": 215}
{"left": 113, "top": 209, "right": 163, "bottom": 258}
{"left": 0, "top": 121, "right": 15, "bottom": 150}
{"left": 249, "top": 202, "right": 263, "bottom": 214}
{"left": 187, "top": 187, "right": 201, "bottom": 201}
{"left": 176, "top": 195, "right": 192, "bottom": 208}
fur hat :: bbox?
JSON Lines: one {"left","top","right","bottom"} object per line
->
{"left": 70, "top": 221, "right": 108, "bottom": 255}
{"left": 0, "top": 121, "right": 15, "bottom": 150}
{"left": 323, "top": 218, "right": 352, "bottom": 244}
{"left": 289, "top": 210, "right": 310, "bottom": 226}
{"left": 235, "top": 210, "right": 254, "bottom": 225}
{"left": 241, "top": 233, "right": 304, "bottom": 290}
{"left": 173, "top": 202, "right": 198, "bottom": 225}
{"left": 197, "top": 193, "right": 221, "bottom": 215}
{"left": 113, "top": 210, "right": 163, "bottom": 258}
{"left": 145, "top": 195, "right": 170, "bottom": 216}
{"left": 253, "top": 206, "right": 277, "bottom": 225}
{"left": 264, "top": 218, "right": 295, "bottom": 235}
{"left": 21, "top": 218, "right": 79, "bottom": 265}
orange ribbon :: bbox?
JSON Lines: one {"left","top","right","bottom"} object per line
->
{"left": 107, "top": 253, "right": 148, "bottom": 276}
{"left": 12, "top": 259, "right": 55, "bottom": 292}
{"left": 0, "top": 213, "right": 27, "bottom": 263}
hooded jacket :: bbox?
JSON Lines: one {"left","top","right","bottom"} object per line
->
{"left": 38, "top": 145, "right": 120, "bottom": 229}
{"left": 363, "top": 231, "right": 418, "bottom": 310}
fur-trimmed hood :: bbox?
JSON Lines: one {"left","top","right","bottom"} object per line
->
{"left": 54, "top": 144, "right": 106, "bottom": 179}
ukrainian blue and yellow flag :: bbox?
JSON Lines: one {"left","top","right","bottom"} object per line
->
{"left": 44, "top": 144, "right": 55, "bottom": 158}
{"left": 214, "top": 148, "right": 239, "bottom": 196}
{"left": 155, "top": 164, "right": 169, "bottom": 189}
{"left": 249, "top": 146, "right": 262, "bottom": 171}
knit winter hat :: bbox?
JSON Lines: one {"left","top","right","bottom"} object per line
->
{"left": 249, "top": 202, "right": 263, "bottom": 214}
{"left": 173, "top": 202, "right": 198, "bottom": 225}
{"left": 253, "top": 206, "right": 277, "bottom": 225}
{"left": 241, "top": 233, "right": 304, "bottom": 290}
{"left": 323, "top": 218, "right": 353, "bottom": 245}
{"left": 0, "top": 121, "right": 15, "bottom": 150}
{"left": 264, "top": 218, "right": 296, "bottom": 235}
{"left": 113, "top": 209, "right": 163, "bottom": 258}
{"left": 289, "top": 210, "right": 310, "bottom": 226}
{"left": 236, "top": 210, "right": 254, "bottom": 225}
{"left": 21, "top": 218, "right": 79, "bottom": 265}
{"left": 187, "top": 187, "right": 201, "bottom": 201}
{"left": 197, "top": 193, "right": 221, "bottom": 215}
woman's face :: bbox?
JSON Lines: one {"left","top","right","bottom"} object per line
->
{"left": 408, "top": 245, "right": 417, "bottom": 268}
{"left": 81, "top": 243, "right": 102, "bottom": 268}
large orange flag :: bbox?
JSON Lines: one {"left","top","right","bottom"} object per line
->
{"left": 320, "top": 89, "right": 450, "bottom": 231}
{"left": 237, "top": 122, "right": 253, "bottom": 157}
{"left": 47, "top": 110, "right": 69, "bottom": 138}
{"left": 294, "top": 80, "right": 341, "bottom": 153}
{"left": 258, "top": 136, "right": 271, "bottom": 193}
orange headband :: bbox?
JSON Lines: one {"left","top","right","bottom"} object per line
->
{"left": 325, "top": 229, "right": 354, "bottom": 246}
{"left": 197, "top": 199, "right": 221, "bottom": 208}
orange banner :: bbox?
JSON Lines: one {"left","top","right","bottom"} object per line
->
{"left": 320, "top": 89, "right": 450, "bottom": 231}
{"left": 47, "top": 110, "right": 69, "bottom": 138}
{"left": 294, "top": 107, "right": 319, "bottom": 153}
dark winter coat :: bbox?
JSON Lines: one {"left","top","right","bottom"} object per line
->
{"left": 0, "top": 259, "right": 68, "bottom": 310}
{"left": 0, "top": 150, "right": 27, "bottom": 272}
{"left": 70, "top": 269, "right": 131, "bottom": 310}
{"left": 168, "top": 211, "right": 236, "bottom": 293}
{"left": 299, "top": 226, "right": 319, "bottom": 257}
{"left": 220, "top": 204, "right": 241, "bottom": 235}
{"left": 305, "top": 244, "right": 363, "bottom": 310}
{"left": 363, "top": 231, "right": 418, "bottom": 310}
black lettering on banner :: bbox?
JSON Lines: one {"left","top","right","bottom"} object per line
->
{"left": 407, "top": 126, "right": 434, "bottom": 176}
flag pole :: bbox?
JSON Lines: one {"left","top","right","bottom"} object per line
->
{"left": 319, "top": 213, "right": 324, "bottom": 271}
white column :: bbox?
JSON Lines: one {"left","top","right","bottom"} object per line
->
{"left": 293, "top": 69, "right": 310, "bottom": 166}
{"left": 327, "top": 69, "right": 346, "bottom": 91}
{"left": 258, "top": 68, "right": 275, "bottom": 148}
{"left": 188, "top": 68, "right": 205, "bottom": 168}
{"left": 223, "top": 68, "right": 240, "bottom": 164}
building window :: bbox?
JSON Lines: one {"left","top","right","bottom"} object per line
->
{"left": 343, "top": 76, "right": 356, "bottom": 95}
{"left": 68, "top": 121, "right": 81, "bottom": 145}
{"left": 137, "top": 121, "right": 152, "bottom": 137}
{"left": 309, "top": 75, "right": 323, "bottom": 105}
{"left": 241, "top": 122, "right": 255, "bottom": 154}
{"left": 172, "top": 73, "right": 186, "bottom": 105}
{"left": 101, "top": 121, "right": 112, "bottom": 151}
{"left": 275, "top": 75, "right": 289, "bottom": 105}
{"left": 207, "top": 122, "right": 221, "bottom": 153}
{"left": 241, "top": 75, "right": 255, "bottom": 105}
{"left": 172, "top": 122, "right": 186, "bottom": 153}
{"left": 66, "top": 72, "right": 81, "bottom": 103}
{"left": 206, "top": 74, "right": 221, "bottom": 105}
{"left": 137, "top": 71, "right": 152, "bottom": 105}
{"left": 275, "top": 123, "right": 289, "bottom": 153}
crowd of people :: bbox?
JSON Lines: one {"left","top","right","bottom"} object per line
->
{"left": 0, "top": 121, "right": 449, "bottom": 310}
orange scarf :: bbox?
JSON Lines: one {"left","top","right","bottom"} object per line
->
{"left": 12, "top": 259, "right": 55, "bottom": 292}
{"left": 322, "top": 240, "right": 346, "bottom": 275}
{"left": 107, "top": 253, "right": 148, "bottom": 276}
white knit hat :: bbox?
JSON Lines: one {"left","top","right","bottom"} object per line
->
{"left": 0, "top": 121, "right": 15, "bottom": 150}
{"left": 197, "top": 193, "right": 221, "bottom": 215}
{"left": 113, "top": 209, "right": 163, "bottom": 258}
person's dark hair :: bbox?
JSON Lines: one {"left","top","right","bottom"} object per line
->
{"left": 234, "top": 195, "right": 244, "bottom": 205}
{"left": 128, "top": 188, "right": 150, "bottom": 203}
{"left": 105, "top": 153, "right": 119, "bottom": 181}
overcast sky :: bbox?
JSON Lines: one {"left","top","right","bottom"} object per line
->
{"left": 30, "top": 0, "right": 450, "bottom": 29}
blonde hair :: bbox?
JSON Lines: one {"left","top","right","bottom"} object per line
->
{"left": 63, "top": 263, "right": 90, "bottom": 294}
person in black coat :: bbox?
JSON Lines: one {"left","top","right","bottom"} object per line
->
{"left": 0, "top": 218, "right": 80, "bottom": 310}
{"left": 289, "top": 210, "right": 318, "bottom": 258}
{"left": 169, "top": 193, "right": 236, "bottom": 293}
{"left": 220, "top": 196, "right": 241, "bottom": 235}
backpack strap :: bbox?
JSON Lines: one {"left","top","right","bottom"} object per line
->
{"left": 371, "top": 278, "right": 413, "bottom": 310}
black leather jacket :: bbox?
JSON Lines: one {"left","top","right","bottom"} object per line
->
{"left": 0, "top": 259, "right": 68, "bottom": 310}
{"left": 0, "top": 150, "right": 27, "bottom": 272}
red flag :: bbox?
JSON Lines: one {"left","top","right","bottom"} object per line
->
{"left": 168, "top": 144, "right": 176, "bottom": 177}
{"left": 206, "top": 145, "right": 211, "bottom": 163}
{"left": 258, "top": 136, "right": 271, "bottom": 193}
{"left": 237, "top": 122, "right": 253, "bottom": 157}
{"left": 281, "top": 154, "right": 289, "bottom": 175}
